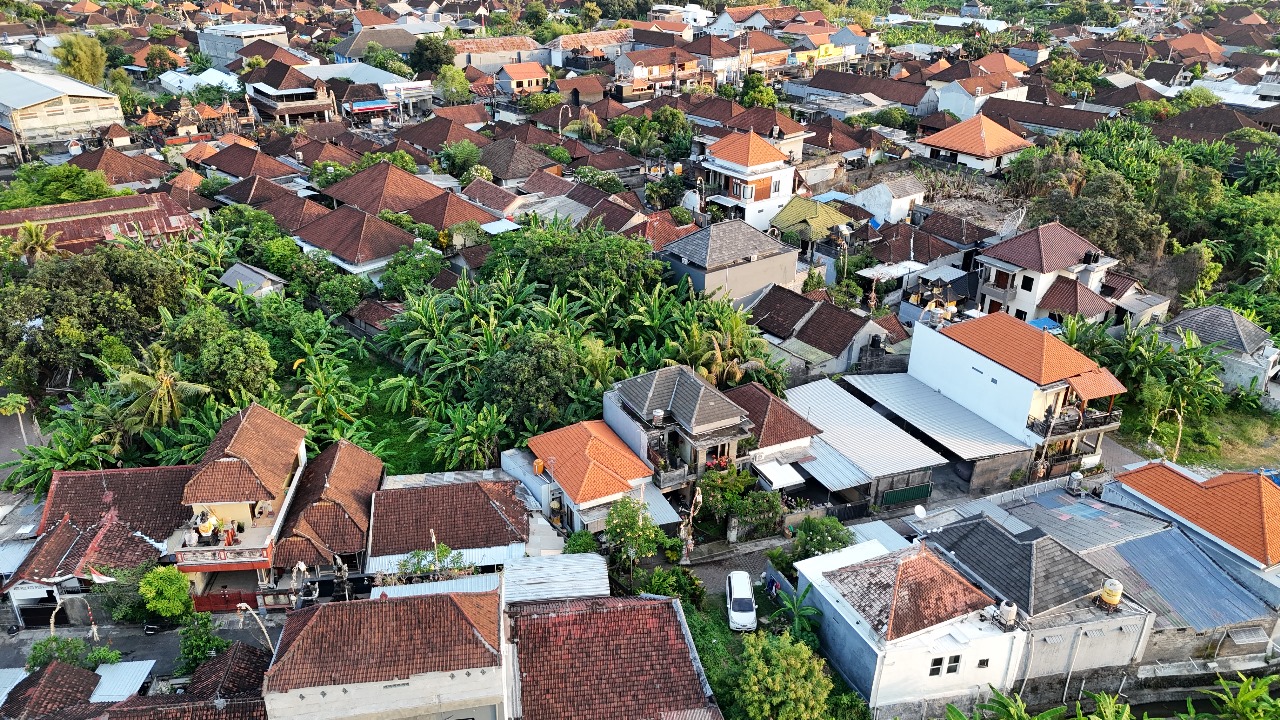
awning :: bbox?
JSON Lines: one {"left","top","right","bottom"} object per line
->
{"left": 481, "top": 218, "right": 521, "bottom": 234}
{"left": 641, "top": 484, "right": 681, "bottom": 525}
{"left": 858, "top": 260, "right": 926, "bottom": 280}
{"left": 755, "top": 459, "right": 805, "bottom": 490}
{"left": 1067, "top": 368, "right": 1127, "bottom": 401}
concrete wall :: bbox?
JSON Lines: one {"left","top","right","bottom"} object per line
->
{"left": 453, "top": 48, "right": 550, "bottom": 74}
{"left": 264, "top": 669, "right": 503, "bottom": 720}
{"left": 672, "top": 250, "right": 799, "bottom": 302}
{"left": 197, "top": 29, "right": 288, "bottom": 69}
{"left": 1023, "top": 620, "right": 1148, "bottom": 679}
{"left": 603, "top": 390, "right": 652, "bottom": 467}
{"left": 3, "top": 95, "right": 125, "bottom": 146}
{"left": 968, "top": 450, "right": 1034, "bottom": 494}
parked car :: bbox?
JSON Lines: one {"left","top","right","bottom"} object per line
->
{"left": 726, "top": 570, "right": 758, "bottom": 631}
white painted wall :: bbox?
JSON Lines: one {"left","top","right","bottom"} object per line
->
{"left": 603, "top": 390, "right": 651, "bottom": 466}
{"left": 264, "top": 667, "right": 503, "bottom": 720}
{"left": 873, "top": 616, "right": 1024, "bottom": 708}
{"left": 908, "top": 323, "right": 1040, "bottom": 443}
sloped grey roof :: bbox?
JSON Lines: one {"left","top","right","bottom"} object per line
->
{"left": 614, "top": 366, "right": 747, "bottom": 434}
{"left": 1162, "top": 305, "right": 1271, "bottom": 356}
{"left": 883, "top": 175, "right": 926, "bottom": 198}
{"left": 219, "top": 261, "right": 284, "bottom": 290}
{"left": 930, "top": 514, "right": 1106, "bottom": 616}
{"left": 662, "top": 220, "right": 790, "bottom": 271}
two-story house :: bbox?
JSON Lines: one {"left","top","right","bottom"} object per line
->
{"left": 613, "top": 46, "right": 703, "bottom": 99}
{"left": 908, "top": 312, "right": 1126, "bottom": 475}
{"left": 1160, "top": 305, "right": 1280, "bottom": 395}
{"left": 696, "top": 130, "right": 796, "bottom": 230}
{"left": 495, "top": 61, "right": 549, "bottom": 96}
{"left": 175, "top": 403, "right": 308, "bottom": 610}
{"left": 241, "top": 60, "right": 336, "bottom": 125}
{"left": 975, "top": 221, "right": 1116, "bottom": 322}
{"left": 660, "top": 220, "right": 799, "bottom": 303}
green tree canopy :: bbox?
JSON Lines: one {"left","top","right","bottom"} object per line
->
{"left": 738, "top": 631, "right": 833, "bottom": 720}
{"left": 138, "top": 564, "right": 195, "bottom": 619}
{"left": 54, "top": 33, "right": 107, "bottom": 86}
{"left": 440, "top": 139, "right": 483, "bottom": 178}
{"left": 409, "top": 35, "right": 456, "bottom": 74}
{"left": 0, "top": 162, "right": 130, "bottom": 210}
{"left": 435, "top": 64, "right": 473, "bottom": 105}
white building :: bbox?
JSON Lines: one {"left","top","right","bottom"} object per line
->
{"left": 0, "top": 70, "right": 124, "bottom": 148}
{"left": 197, "top": 23, "right": 288, "bottom": 70}
{"left": 975, "top": 221, "right": 1116, "bottom": 322}
{"left": 159, "top": 68, "right": 241, "bottom": 96}
{"left": 849, "top": 176, "right": 925, "bottom": 224}
{"left": 699, "top": 131, "right": 796, "bottom": 230}
{"left": 936, "top": 76, "right": 1027, "bottom": 119}
{"left": 918, "top": 113, "right": 1032, "bottom": 172}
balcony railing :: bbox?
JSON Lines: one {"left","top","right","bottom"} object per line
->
{"left": 1028, "top": 408, "right": 1123, "bottom": 438}
{"left": 176, "top": 545, "right": 270, "bottom": 567}
{"left": 649, "top": 445, "right": 690, "bottom": 488}
{"left": 981, "top": 282, "right": 1017, "bottom": 303}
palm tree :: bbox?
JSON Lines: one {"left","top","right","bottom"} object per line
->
{"left": 565, "top": 108, "right": 606, "bottom": 143}
{"left": 1246, "top": 248, "right": 1280, "bottom": 294}
{"left": 771, "top": 583, "right": 822, "bottom": 637}
{"left": 0, "top": 393, "right": 30, "bottom": 447}
{"left": 978, "top": 687, "right": 1066, "bottom": 720}
{"left": 10, "top": 221, "right": 62, "bottom": 266}
{"left": 108, "top": 344, "right": 211, "bottom": 429}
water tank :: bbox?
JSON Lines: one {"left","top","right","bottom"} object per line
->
{"left": 1100, "top": 578, "right": 1123, "bottom": 606}
{"left": 998, "top": 600, "right": 1017, "bottom": 626}
{"left": 533, "top": 458, "right": 545, "bottom": 475}
{"left": 673, "top": 162, "right": 683, "bottom": 175}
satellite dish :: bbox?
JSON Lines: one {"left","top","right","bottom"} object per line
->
{"left": 913, "top": 504, "right": 927, "bottom": 520}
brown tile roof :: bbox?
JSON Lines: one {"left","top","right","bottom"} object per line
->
{"left": 510, "top": 596, "right": 720, "bottom": 720}
{"left": 527, "top": 420, "right": 650, "bottom": 505}
{"left": 431, "top": 103, "right": 492, "bottom": 125}
{"left": 825, "top": 544, "right": 993, "bottom": 640}
{"left": 4, "top": 518, "right": 81, "bottom": 590}
{"left": 495, "top": 121, "right": 562, "bottom": 147}
{"left": 184, "top": 403, "right": 306, "bottom": 505}
{"left": 743, "top": 29, "right": 789, "bottom": 52}
{"left": 300, "top": 121, "right": 351, "bottom": 143}
{"left": 637, "top": 211, "right": 698, "bottom": 251}
{"left": 0, "top": 661, "right": 100, "bottom": 720}
{"left": 917, "top": 211, "right": 996, "bottom": 247}
{"left": 520, "top": 168, "right": 576, "bottom": 197}
{"left": 68, "top": 147, "right": 171, "bottom": 185}
{"left": 0, "top": 193, "right": 198, "bottom": 255}
{"left": 724, "top": 106, "right": 806, "bottom": 136}
{"left": 377, "top": 138, "right": 432, "bottom": 167}
{"left": 1065, "top": 366, "right": 1126, "bottom": 401}
{"left": 463, "top": 177, "right": 521, "bottom": 215}
{"left": 980, "top": 221, "right": 1102, "bottom": 274}
{"left": 323, "top": 161, "right": 444, "bottom": 213}
{"left": 686, "top": 96, "right": 746, "bottom": 124}
{"left": 794, "top": 301, "right": 870, "bottom": 357}
{"left": 723, "top": 382, "right": 819, "bottom": 448}
{"left": 183, "top": 142, "right": 220, "bottom": 164}
{"left": 919, "top": 114, "right": 1032, "bottom": 159}
{"left": 346, "top": 298, "right": 404, "bottom": 330}
{"left": 1038, "top": 275, "right": 1113, "bottom": 318}
{"left": 871, "top": 223, "right": 955, "bottom": 264}
{"left": 979, "top": 97, "right": 1107, "bottom": 133}
{"left": 456, "top": 242, "right": 492, "bottom": 271}
{"left": 448, "top": 35, "right": 540, "bottom": 53}
{"left": 241, "top": 60, "right": 322, "bottom": 92}
{"left": 1117, "top": 462, "right": 1280, "bottom": 565}
{"left": 219, "top": 175, "right": 292, "bottom": 207}
{"left": 569, "top": 148, "right": 642, "bottom": 172}
{"left": 294, "top": 137, "right": 362, "bottom": 167}
{"left": 407, "top": 191, "right": 499, "bottom": 229}
{"left": 480, "top": 138, "right": 558, "bottom": 182}
{"left": 369, "top": 480, "right": 528, "bottom": 557}
{"left": 579, "top": 197, "right": 645, "bottom": 233}
{"left": 257, "top": 194, "right": 330, "bottom": 233}
{"left": 296, "top": 204, "right": 416, "bottom": 265}
{"left": 749, "top": 284, "right": 816, "bottom": 338}
{"left": 809, "top": 70, "right": 930, "bottom": 105}
{"left": 110, "top": 644, "right": 270, "bottom": 720}
{"left": 266, "top": 593, "right": 500, "bottom": 692}
{"left": 203, "top": 144, "right": 297, "bottom": 180}
{"left": 42, "top": 465, "right": 192, "bottom": 541}
{"left": 707, "top": 131, "right": 787, "bottom": 167}
{"left": 622, "top": 45, "right": 697, "bottom": 66}
{"left": 872, "top": 313, "right": 909, "bottom": 345}
{"left": 275, "top": 440, "right": 381, "bottom": 569}
{"left": 940, "top": 312, "right": 1101, "bottom": 385}
{"left": 396, "top": 115, "right": 493, "bottom": 153}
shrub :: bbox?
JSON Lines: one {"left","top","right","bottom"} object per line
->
{"left": 26, "top": 636, "right": 121, "bottom": 672}
{"left": 563, "top": 530, "right": 599, "bottom": 554}
{"left": 138, "top": 565, "right": 194, "bottom": 620}
{"left": 176, "top": 612, "right": 231, "bottom": 676}
{"left": 636, "top": 565, "right": 705, "bottom": 605}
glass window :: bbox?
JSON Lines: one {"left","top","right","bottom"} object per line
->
{"left": 947, "top": 655, "right": 960, "bottom": 674}
{"left": 977, "top": 659, "right": 990, "bottom": 669}
{"left": 929, "top": 657, "right": 943, "bottom": 677}
{"left": 1020, "top": 274, "right": 1034, "bottom": 291}
{"left": 1014, "top": 309, "right": 1028, "bottom": 321}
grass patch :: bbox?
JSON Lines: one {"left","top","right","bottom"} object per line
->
{"left": 1116, "top": 407, "right": 1280, "bottom": 471}
{"left": 346, "top": 354, "right": 440, "bottom": 475}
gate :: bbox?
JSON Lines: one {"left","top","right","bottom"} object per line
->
{"left": 18, "top": 603, "right": 68, "bottom": 628}
{"left": 881, "top": 483, "right": 932, "bottom": 507}
{"left": 193, "top": 590, "right": 257, "bottom": 613}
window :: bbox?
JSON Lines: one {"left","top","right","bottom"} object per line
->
{"left": 772, "top": 179, "right": 780, "bottom": 193}
{"left": 1014, "top": 309, "right": 1028, "bottom": 321}
{"left": 946, "top": 655, "right": 960, "bottom": 674}
{"left": 1020, "top": 274, "right": 1034, "bottom": 291}
{"left": 735, "top": 182, "right": 754, "bottom": 200}
{"left": 929, "top": 658, "right": 943, "bottom": 677}
{"left": 977, "top": 659, "right": 989, "bottom": 669}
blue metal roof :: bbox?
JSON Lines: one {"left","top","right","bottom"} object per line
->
{"left": 1027, "top": 317, "right": 1061, "bottom": 331}
{"left": 1086, "top": 528, "right": 1271, "bottom": 631}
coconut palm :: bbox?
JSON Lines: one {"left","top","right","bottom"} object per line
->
{"left": 108, "top": 345, "right": 210, "bottom": 430}
{"left": 0, "top": 393, "right": 31, "bottom": 447}
{"left": 10, "top": 221, "right": 62, "bottom": 266}
{"left": 565, "top": 108, "right": 606, "bottom": 142}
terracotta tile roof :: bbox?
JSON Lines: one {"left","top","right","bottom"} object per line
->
{"left": 939, "top": 312, "right": 1101, "bottom": 385}
{"left": 500, "top": 61, "right": 547, "bottom": 82}
{"left": 377, "top": 138, "right": 432, "bottom": 166}
{"left": 809, "top": 70, "right": 930, "bottom": 105}
{"left": 743, "top": 29, "right": 789, "bottom": 53}
{"left": 297, "top": 204, "right": 415, "bottom": 265}
{"left": 1038, "top": 275, "right": 1113, "bottom": 318}
{"left": 623, "top": 46, "right": 697, "bottom": 67}
{"left": 980, "top": 221, "right": 1102, "bottom": 274}
{"left": 803, "top": 288, "right": 830, "bottom": 301}
{"left": 184, "top": 403, "right": 306, "bottom": 505}
{"left": 275, "top": 440, "right": 381, "bottom": 568}
{"left": 0, "top": 193, "right": 197, "bottom": 255}
{"left": 724, "top": 106, "right": 806, "bottom": 137}
{"left": 826, "top": 544, "right": 992, "bottom": 640}
{"left": 707, "top": 130, "right": 787, "bottom": 167}
{"left": 431, "top": 103, "right": 492, "bottom": 125}
{"left": 430, "top": 267, "right": 462, "bottom": 290}
{"left": 510, "top": 596, "right": 720, "bottom": 720}
{"left": 396, "top": 115, "right": 492, "bottom": 153}
{"left": 723, "top": 382, "right": 819, "bottom": 448}
{"left": 160, "top": 172, "right": 218, "bottom": 213}
{"left": 872, "top": 313, "right": 910, "bottom": 345}
{"left": 0, "top": 661, "right": 99, "bottom": 720}
{"left": 369, "top": 480, "right": 528, "bottom": 557}
{"left": 527, "top": 420, "right": 650, "bottom": 505}
{"left": 42, "top": 465, "right": 192, "bottom": 541}
{"left": 637, "top": 211, "right": 698, "bottom": 251}
{"left": 38, "top": 701, "right": 114, "bottom": 720}
{"left": 266, "top": 593, "right": 500, "bottom": 692}
{"left": 953, "top": 72, "right": 1022, "bottom": 95}
{"left": 974, "top": 51, "right": 1030, "bottom": 74}
{"left": 683, "top": 33, "right": 738, "bottom": 58}
{"left": 794, "top": 301, "right": 870, "bottom": 357}
{"left": 520, "top": 168, "right": 576, "bottom": 197}
{"left": 1065, "top": 367, "right": 1126, "bottom": 401}
{"left": 294, "top": 138, "right": 362, "bottom": 167}
{"left": 324, "top": 161, "right": 445, "bottom": 213}
{"left": 917, "top": 211, "right": 996, "bottom": 247}
{"left": 723, "top": 3, "right": 772, "bottom": 20}
{"left": 456, "top": 243, "right": 492, "bottom": 271}
{"left": 167, "top": 168, "right": 204, "bottom": 192}
{"left": 871, "top": 223, "right": 954, "bottom": 264}
{"left": 497, "top": 121, "right": 563, "bottom": 147}
{"left": 463, "top": 177, "right": 521, "bottom": 215}
{"left": 407, "top": 190, "right": 499, "bottom": 229}
{"left": 219, "top": 175, "right": 291, "bottom": 206}
{"left": 1117, "top": 462, "right": 1280, "bottom": 565}
{"left": 448, "top": 35, "right": 540, "bottom": 53}
{"left": 919, "top": 114, "right": 1032, "bottom": 159}
{"left": 257, "top": 194, "right": 330, "bottom": 233}
{"left": 346, "top": 298, "right": 404, "bottom": 330}
{"left": 203, "top": 144, "right": 297, "bottom": 180}
{"left": 686, "top": 96, "right": 746, "bottom": 124}
{"left": 748, "top": 283, "right": 816, "bottom": 338}
{"left": 68, "top": 147, "right": 171, "bottom": 185}
{"left": 4, "top": 518, "right": 81, "bottom": 590}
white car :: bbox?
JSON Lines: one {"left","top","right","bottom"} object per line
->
{"left": 726, "top": 570, "right": 758, "bottom": 631}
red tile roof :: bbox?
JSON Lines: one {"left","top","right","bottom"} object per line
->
{"left": 406, "top": 191, "right": 499, "bottom": 229}
{"left": 510, "top": 596, "right": 721, "bottom": 720}
{"left": 919, "top": 114, "right": 1032, "bottom": 159}
{"left": 1038, "top": 275, "right": 1113, "bottom": 318}
{"left": 939, "top": 312, "right": 1101, "bottom": 386}
{"left": 723, "top": 382, "right": 819, "bottom": 448}
{"left": 203, "top": 144, "right": 297, "bottom": 180}
{"left": 266, "top": 593, "right": 500, "bottom": 692}
{"left": 369, "top": 481, "right": 528, "bottom": 557}
{"left": 68, "top": 147, "right": 171, "bottom": 185}
{"left": 275, "top": 440, "right": 381, "bottom": 569}
{"left": 707, "top": 131, "right": 787, "bottom": 167}
{"left": 257, "top": 194, "right": 330, "bottom": 233}
{"left": 184, "top": 403, "right": 306, "bottom": 505}
{"left": 1117, "top": 462, "right": 1280, "bottom": 565}
{"left": 826, "top": 545, "right": 992, "bottom": 640}
{"left": 527, "top": 420, "right": 651, "bottom": 505}
{"left": 794, "top": 302, "right": 870, "bottom": 357}
{"left": 296, "top": 204, "right": 416, "bottom": 265}
{"left": 0, "top": 661, "right": 99, "bottom": 720}
{"left": 396, "top": 115, "right": 492, "bottom": 153}
{"left": 322, "top": 161, "right": 444, "bottom": 213}
{"left": 0, "top": 193, "right": 197, "bottom": 255}
{"left": 431, "top": 103, "right": 492, "bottom": 125}
{"left": 980, "top": 221, "right": 1103, "bottom": 274}
{"left": 42, "top": 465, "right": 192, "bottom": 541}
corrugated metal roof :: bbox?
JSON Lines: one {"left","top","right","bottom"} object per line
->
{"left": 374, "top": 573, "right": 501, "bottom": 598}
{"left": 0, "top": 70, "right": 116, "bottom": 110}
{"left": 0, "top": 539, "right": 35, "bottom": 576}
{"left": 0, "top": 668, "right": 26, "bottom": 706}
{"left": 844, "top": 374, "right": 1030, "bottom": 460}
{"left": 906, "top": 498, "right": 1032, "bottom": 535}
{"left": 91, "top": 660, "right": 155, "bottom": 702}
{"left": 503, "top": 554, "right": 610, "bottom": 604}
{"left": 366, "top": 543, "right": 526, "bottom": 573}
{"left": 1084, "top": 528, "right": 1271, "bottom": 631}
{"left": 785, "top": 379, "right": 947, "bottom": 478}
{"left": 850, "top": 520, "right": 912, "bottom": 551}
{"left": 756, "top": 458, "right": 806, "bottom": 490}
{"left": 642, "top": 483, "right": 682, "bottom": 526}
{"left": 1006, "top": 491, "right": 1167, "bottom": 553}
{"left": 382, "top": 468, "right": 517, "bottom": 490}
{"left": 798, "top": 437, "right": 871, "bottom": 492}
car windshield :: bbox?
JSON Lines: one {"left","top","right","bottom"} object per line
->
{"left": 731, "top": 597, "right": 754, "bottom": 613}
